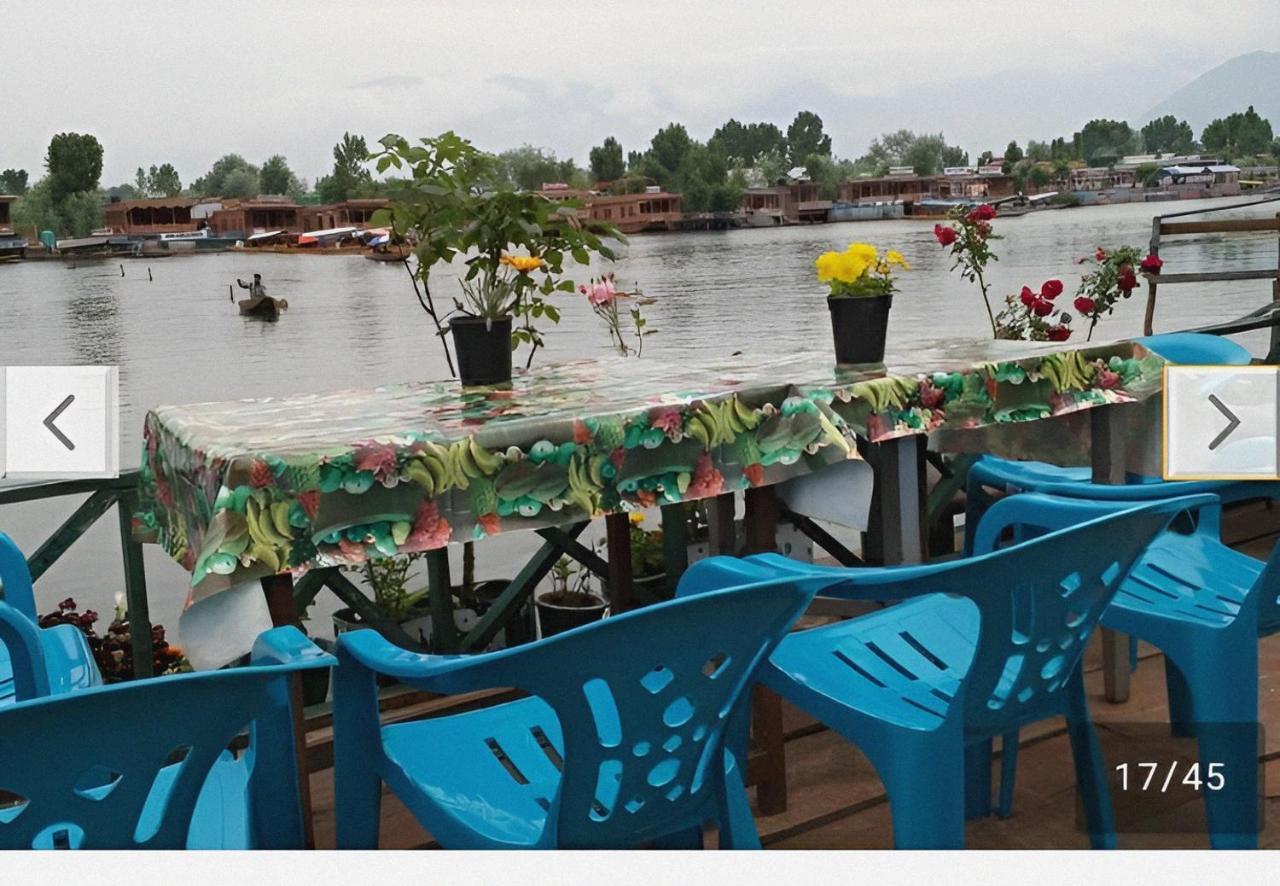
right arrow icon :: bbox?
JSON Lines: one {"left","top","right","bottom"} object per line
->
{"left": 1207, "top": 394, "right": 1240, "bottom": 451}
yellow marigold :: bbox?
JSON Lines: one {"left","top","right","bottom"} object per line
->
{"left": 815, "top": 250, "right": 842, "bottom": 283}
{"left": 846, "top": 242, "right": 878, "bottom": 265}
{"left": 885, "top": 250, "right": 909, "bottom": 269}
{"left": 835, "top": 251, "right": 869, "bottom": 283}
{"left": 629, "top": 511, "right": 645, "bottom": 525}
{"left": 501, "top": 253, "right": 543, "bottom": 273}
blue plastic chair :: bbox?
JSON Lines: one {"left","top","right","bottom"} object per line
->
{"left": 974, "top": 492, "right": 1274, "bottom": 848}
{"left": 678, "top": 495, "right": 1206, "bottom": 848}
{"left": 962, "top": 332, "right": 1257, "bottom": 556}
{"left": 0, "top": 532, "right": 101, "bottom": 705}
{"left": 0, "top": 620, "right": 333, "bottom": 849}
{"left": 333, "top": 580, "right": 821, "bottom": 849}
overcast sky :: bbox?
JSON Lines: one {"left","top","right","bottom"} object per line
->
{"left": 4, "top": 1, "right": 1277, "bottom": 187}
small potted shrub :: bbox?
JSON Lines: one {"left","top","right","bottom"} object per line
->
{"left": 815, "top": 242, "right": 909, "bottom": 365}
{"left": 333, "top": 553, "right": 482, "bottom": 649}
{"left": 534, "top": 554, "right": 607, "bottom": 638}
{"left": 629, "top": 512, "right": 668, "bottom": 600}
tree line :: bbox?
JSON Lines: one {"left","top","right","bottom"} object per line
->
{"left": 4, "top": 106, "right": 1277, "bottom": 238}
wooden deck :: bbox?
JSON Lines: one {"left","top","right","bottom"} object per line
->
{"left": 305, "top": 502, "right": 1280, "bottom": 850}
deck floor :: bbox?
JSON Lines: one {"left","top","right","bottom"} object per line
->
{"left": 306, "top": 505, "right": 1280, "bottom": 850}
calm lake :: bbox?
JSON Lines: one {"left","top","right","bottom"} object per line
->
{"left": 2, "top": 194, "right": 1277, "bottom": 639}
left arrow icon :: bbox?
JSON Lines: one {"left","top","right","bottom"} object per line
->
{"left": 43, "top": 394, "right": 76, "bottom": 451}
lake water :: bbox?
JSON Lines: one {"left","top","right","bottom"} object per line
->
{"left": 2, "top": 195, "right": 1277, "bottom": 640}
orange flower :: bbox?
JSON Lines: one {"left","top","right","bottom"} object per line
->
{"left": 500, "top": 253, "right": 543, "bottom": 274}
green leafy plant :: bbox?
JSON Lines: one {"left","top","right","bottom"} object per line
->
{"left": 628, "top": 513, "right": 665, "bottom": 579}
{"left": 547, "top": 551, "right": 604, "bottom": 604}
{"left": 1072, "top": 245, "right": 1163, "bottom": 340}
{"left": 371, "top": 132, "right": 623, "bottom": 371}
{"left": 351, "top": 553, "right": 429, "bottom": 623}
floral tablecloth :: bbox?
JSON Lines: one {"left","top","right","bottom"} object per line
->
{"left": 136, "top": 339, "right": 1164, "bottom": 602}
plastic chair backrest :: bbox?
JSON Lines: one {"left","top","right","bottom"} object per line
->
{"left": 0, "top": 532, "right": 38, "bottom": 621}
{"left": 1134, "top": 332, "right": 1253, "bottom": 366}
{"left": 956, "top": 495, "right": 1200, "bottom": 733}
{"left": 401, "top": 582, "right": 814, "bottom": 848}
{"left": 0, "top": 628, "right": 320, "bottom": 849}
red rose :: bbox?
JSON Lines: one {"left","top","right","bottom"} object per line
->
{"left": 933, "top": 224, "right": 957, "bottom": 246}
{"left": 1074, "top": 296, "right": 1095, "bottom": 314}
{"left": 1117, "top": 265, "right": 1138, "bottom": 293}
{"left": 1140, "top": 253, "right": 1163, "bottom": 274}
{"left": 975, "top": 220, "right": 993, "bottom": 239}
{"left": 1032, "top": 298, "right": 1053, "bottom": 317}
{"left": 1095, "top": 247, "right": 1106, "bottom": 261}
{"left": 1040, "top": 279, "right": 1064, "bottom": 299}
{"left": 1046, "top": 324, "right": 1072, "bottom": 342}
{"left": 1019, "top": 285, "right": 1036, "bottom": 307}
{"left": 966, "top": 203, "right": 996, "bottom": 222}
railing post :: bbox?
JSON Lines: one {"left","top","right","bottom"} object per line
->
{"left": 116, "top": 489, "right": 154, "bottom": 679}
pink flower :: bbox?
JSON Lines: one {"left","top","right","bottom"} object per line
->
{"left": 587, "top": 279, "right": 616, "bottom": 307}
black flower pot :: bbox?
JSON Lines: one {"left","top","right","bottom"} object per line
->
{"left": 828, "top": 294, "right": 893, "bottom": 365}
{"left": 534, "top": 590, "right": 608, "bottom": 638}
{"left": 450, "top": 315, "right": 513, "bottom": 386}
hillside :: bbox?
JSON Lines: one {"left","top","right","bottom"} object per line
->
{"left": 1141, "top": 50, "right": 1280, "bottom": 131}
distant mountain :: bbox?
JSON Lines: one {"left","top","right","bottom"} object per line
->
{"left": 1140, "top": 50, "right": 1280, "bottom": 132}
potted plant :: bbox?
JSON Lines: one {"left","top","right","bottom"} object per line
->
{"left": 815, "top": 242, "right": 909, "bottom": 365}
{"left": 333, "top": 554, "right": 434, "bottom": 645}
{"left": 372, "top": 132, "right": 621, "bottom": 386}
{"left": 628, "top": 512, "right": 668, "bottom": 600}
{"left": 534, "top": 554, "right": 608, "bottom": 638}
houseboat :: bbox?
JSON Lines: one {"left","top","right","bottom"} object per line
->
{"left": 0, "top": 195, "right": 27, "bottom": 262}
{"left": 581, "top": 188, "right": 682, "bottom": 234}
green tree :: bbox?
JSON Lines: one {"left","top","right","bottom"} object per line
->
{"left": 12, "top": 178, "right": 103, "bottom": 237}
{"left": 753, "top": 146, "right": 789, "bottom": 185}
{"left": 1135, "top": 162, "right": 1161, "bottom": 187}
{"left": 1027, "top": 164, "right": 1051, "bottom": 190}
{"left": 649, "top": 123, "right": 693, "bottom": 179}
{"left": 134, "top": 167, "right": 148, "bottom": 194}
{"left": 588, "top": 137, "right": 625, "bottom": 183}
{"left": 786, "top": 110, "right": 831, "bottom": 166}
{"left": 1076, "top": 119, "right": 1137, "bottom": 165}
{"left": 708, "top": 119, "right": 787, "bottom": 164}
{"left": 1140, "top": 115, "right": 1195, "bottom": 154}
{"left": 316, "top": 133, "right": 372, "bottom": 202}
{"left": 45, "top": 132, "right": 104, "bottom": 202}
{"left": 976, "top": 150, "right": 994, "bottom": 167}
{"left": 859, "top": 129, "right": 965, "bottom": 175}
{"left": 220, "top": 168, "right": 261, "bottom": 199}
{"left": 1201, "top": 106, "right": 1274, "bottom": 158}
{"left": 147, "top": 163, "right": 182, "bottom": 196}
{"left": 191, "top": 154, "right": 259, "bottom": 196}
{"left": 493, "top": 145, "right": 568, "bottom": 191}
{"left": 1026, "top": 140, "right": 1050, "bottom": 162}
{"left": 259, "top": 155, "right": 297, "bottom": 196}
{"left": 0, "top": 168, "right": 28, "bottom": 195}
{"left": 1001, "top": 141, "right": 1024, "bottom": 173}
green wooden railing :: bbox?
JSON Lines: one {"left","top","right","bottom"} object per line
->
{"left": 0, "top": 471, "right": 154, "bottom": 678}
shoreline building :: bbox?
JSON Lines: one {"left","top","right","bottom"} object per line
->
{"left": 300, "top": 198, "right": 390, "bottom": 232}
{"left": 0, "top": 195, "right": 27, "bottom": 259}
{"left": 579, "top": 188, "right": 683, "bottom": 234}
{"left": 208, "top": 196, "right": 302, "bottom": 239}
{"left": 103, "top": 197, "right": 201, "bottom": 236}
{"left": 839, "top": 168, "right": 1015, "bottom": 213}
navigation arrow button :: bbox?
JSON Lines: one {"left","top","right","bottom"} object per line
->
{"left": 43, "top": 394, "right": 76, "bottom": 451}
{"left": 1207, "top": 394, "right": 1240, "bottom": 451}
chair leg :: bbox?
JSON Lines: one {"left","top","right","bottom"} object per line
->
{"left": 964, "top": 738, "right": 993, "bottom": 820}
{"left": 879, "top": 735, "right": 966, "bottom": 849}
{"left": 1164, "top": 657, "right": 1195, "bottom": 738}
{"left": 716, "top": 749, "right": 762, "bottom": 850}
{"left": 962, "top": 479, "right": 994, "bottom": 557}
{"left": 1182, "top": 658, "right": 1260, "bottom": 849}
{"left": 333, "top": 655, "right": 385, "bottom": 850}
{"left": 997, "top": 731, "right": 1019, "bottom": 818}
{"left": 1064, "top": 667, "right": 1116, "bottom": 849}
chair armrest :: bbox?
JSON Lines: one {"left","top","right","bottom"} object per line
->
{"left": 970, "top": 492, "right": 1221, "bottom": 556}
{"left": 336, "top": 628, "right": 524, "bottom": 695}
{"left": 40, "top": 623, "right": 102, "bottom": 694}
{"left": 249, "top": 626, "right": 335, "bottom": 671}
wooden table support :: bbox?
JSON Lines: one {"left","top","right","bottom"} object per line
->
{"left": 259, "top": 572, "right": 315, "bottom": 849}
{"left": 604, "top": 511, "right": 635, "bottom": 613}
{"left": 863, "top": 435, "right": 928, "bottom": 565}
{"left": 660, "top": 502, "right": 690, "bottom": 597}
{"left": 1091, "top": 405, "right": 1132, "bottom": 704}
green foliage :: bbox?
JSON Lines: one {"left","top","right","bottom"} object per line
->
{"left": 12, "top": 178, "right": 103, "bottom": 237}
{"left": 588, "top": 137, "right": 625, "bottom": 183}
{"left": 1135, "top": 162, "right": 1161, "bottom": 187}
{"left": 493, "top": 144, "right": 583, "bottom": 191}
{"left": 1076, "top": 119, "right": 1137, "bottom": 166}
{"left": 1003, "top": 141, "right": 1024, "bottom": 170}
{"left": 1201, "top": 106, "right": 1274, "bottom": 159}
{"left": 143, "top": 163, "right": 182, "bottom": 197}
{"left": 804, "top": 153, "right": 860, "bottom": 200}
{"left": 786, "top": 110, "right": 831, "bottom": 166}
{"left": 259, "top": 154, "right": 299, "bottom": 196}
{"left": 372, "top": 132, "right": 622, "bottom": 367}
{"left": 0, "top": 168, "right": 28, "bottom": 195}
{"left": 648, "top": 123, "right": 693, "bottom": 180}
{"left": 45, "top": 132, "right": 104, "bottom": 202}
{"left": 316, "top": 133, "right": 373, "bottom": 202}
{"left": 708, "top": 119, "right": 787, "bottom": 164}
{"left": 1027, "top": 164, "right": 1051, "bottom": 189}
{"left": 858, "top": 129, "right": 966, "bottom": 175}
{"left": 191, "top": 154, "right": 259, "bottom": 197}
{"left": 1140, "top": 115, "right": 1195, "bottom": 154}
{"left": 1025, "top": 140, "right": 1050, "bottom": 162}
{"left": 669, "top": 142, "right": 738, "bottom": 213}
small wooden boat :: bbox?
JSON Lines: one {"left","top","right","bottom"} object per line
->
{"left": 238, "top": 295, "right": 288, "bottom": 321}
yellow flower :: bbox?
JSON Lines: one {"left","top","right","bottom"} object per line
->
{"left": 629, "top": 511, "right": 645, "bottom": 525}
{"left": 846, "top": 242, "right": 878, "bottom": 265}
{"left": 815, "top": 251, "right": 841, "bottom": 283}
{"left": 501, "top": 253, "right": 543, "bottom": 273}
{"left": 885, "top": 249, "right": 909, "bottom": 269}
{"left": 834, "top": 251, "right": 869, "bottom": 284}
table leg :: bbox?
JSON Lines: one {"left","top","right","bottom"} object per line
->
{"left": 426, "top": 548, "right": 459, "bottom": 654}
{"left": 742, "top": 486, "right": 788, "bottom": 815}
{"left": 259, "top": 573, "right": 315, "bottom": 849}
{"left": 660, "top": 502, "right": 689, "bottom": 598}
{"left": 604, "top": 512, "right": 635, "bottom": 612}
{"left": 1091, "top": 406, "right": 1131, "bottom": 704}
{"left": 706, "top": 492, "right": 737, "bottom": 555}
{"left": 865, "top": 435, "right": 927, "bottom": 565}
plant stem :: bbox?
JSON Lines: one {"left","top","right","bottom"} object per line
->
{"left": 975, "top": 268, "right": 998, "bottom": 338}
{"left": 402, "top": 256, "right": 456, "bottom": 377}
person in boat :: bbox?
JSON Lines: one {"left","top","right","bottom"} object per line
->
{"left": 236, "top": 273, "right": 267, "bottom": 299}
